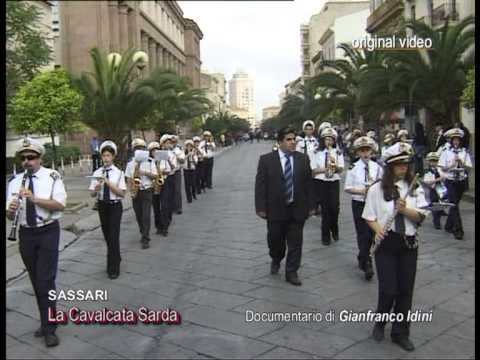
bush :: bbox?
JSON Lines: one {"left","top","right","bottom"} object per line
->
{"left": 43, "top": 143, "right": 81, "bottom": 167}
{"left": 6, "top": 157, "right": 23, "bottom": 175}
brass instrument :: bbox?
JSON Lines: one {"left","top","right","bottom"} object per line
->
{"left": 7, "top": 170, "right": 31, "bottom": 241}
{"left": 370, "top": 173, "right": 420, "bottom": 255}
{"left": 325, "top": 145, "right": 337, "bottom": 179}
{"left": 153, "top": 162, "right": 165, "bottom": 195}
{"left": 452, "top": 148, "right": 465, "bottom": 180}
{"left": 131, "top": 162, "right": 141, "bottom": 198}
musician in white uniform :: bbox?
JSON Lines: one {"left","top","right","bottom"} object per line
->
{"left": 344, "top": 136, "right": 383, "bottom": 280}
{"left": 423, "top": 152, "right": 448, "bottom": 230}
{"left": 170, "top": 135, "right": 185, "bottom": 215}
{"left": 200, "top": 131, "right": 216, "bottom": 189}
{"left": 296, "top": 120, "right": 318, "bottom": 160}
{"left": 88, "top": 141, "right": 126, "bottom": 279}
{"left": 193, "top": 136, "right": 205, "bottom": 195}
{"left": 125, "top": 138, "right": 157, "bottom": 249}
{"left": 379, "top": 133, "right": 395, "bottom": 165}
{"left": 311, "top": 127, "right": 344, "bottom": 245}
{"left": 438, "top": 128, "right": 472, "bottom": 240}
{"left": 362, "top": 142, "right": 429, "bottom": 352}
{"left": 6, "top": 138, "right": 67, "bottom": 347}
{"left": 183, "top": 139, "right": 199, "bottom": 203}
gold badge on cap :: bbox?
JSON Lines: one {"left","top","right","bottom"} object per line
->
{"left": 22, "top": 138, "right": 31, "bottom": 147}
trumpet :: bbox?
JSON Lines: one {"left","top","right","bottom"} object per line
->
{"left": 8, "top": 170, "right": 31, "bottom": 241}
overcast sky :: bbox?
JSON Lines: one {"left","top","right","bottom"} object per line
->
{"left": 179, "top": 0, "right": 327, "bottom": 119}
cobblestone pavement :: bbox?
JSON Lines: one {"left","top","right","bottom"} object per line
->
{"left": 6, "top": 142, "right": 475, "bottom": 359}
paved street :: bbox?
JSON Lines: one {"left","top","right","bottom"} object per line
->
{"left": 6, "top": 142, "right": 475, "bottom": 359}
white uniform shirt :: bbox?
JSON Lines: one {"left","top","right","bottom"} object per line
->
{"left": 438, "top": 147, "right": 472, "bottom": 181}
{"left": 184, "top": 151, "right": 198, "bottom": 170}
{"left": 344, "top": 159, "right": 383, "bottom": 202}
{"left": 7, "top": 167, "right": 67, "bottom": 227}
{"left": 436, "top": 142, "right": 451, "bottom": 157}
{"left": 156, "top": 159, "right": 172, "bottom": 177}
{"left": 310, "top": 147, "right": 345, "bottom": 181}
{"left": 88, "top": 165, "right": 126, "bottom": 201}
{"left": 195, "top": 146, "right": 206, "bottom": 162}
{"left": 199, "top": 140, "right": 216, "bottom": 158}
{"left": 173, "top": 146, "right": 186, "bottom": 171}
{"left": 296, "top": 136, "right": 318, "bottom": 159}
{"left": 125, "top": 158, "right": 158, "bottom": 189}
{"left": 362, "top": 180, "right": 430, "bottom": 236}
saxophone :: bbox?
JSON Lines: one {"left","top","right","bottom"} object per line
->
{"left": 131, "top": 161, "right": 141, "bottom": 198}
{"left": 153, "top": 161, "right": 165, "bottom": 195}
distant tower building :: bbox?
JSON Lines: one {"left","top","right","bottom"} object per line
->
{"left": 228, "top": 69, "right": 256, "bottom": 127}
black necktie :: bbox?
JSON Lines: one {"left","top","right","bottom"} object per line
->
{"left": 103, "top": 169, "right": 111, "bottom": 201}
{"left": 26, "top": 175, "right": 37, "bottom": 227}
{"left": 364, "top": 164, "right": 369, "bottom": 183}
{"left": 394, "top": 185, "right": 406, "bottom": 235}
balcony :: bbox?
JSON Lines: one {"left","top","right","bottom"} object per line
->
{"left": 432, "top": 4, "right": 459, "bottom": 27}
{"left": 366, "top": 0, "right": 404, "bottom": 34}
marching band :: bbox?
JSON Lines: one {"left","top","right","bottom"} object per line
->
{"left": 6, "top": 124, "right": 472, "bottom": 351}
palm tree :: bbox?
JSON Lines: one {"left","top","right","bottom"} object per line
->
{"left": 137, "top": 69, "right": 212, "bottom": 137}
{"left": 360, "top": 17, "right": 475, "bottom": 129}
{"left": 309, "top": 43, "right": 387, "bottom": 130}
{"left": 73, "top": 47, "right": 155, "bottom": 164}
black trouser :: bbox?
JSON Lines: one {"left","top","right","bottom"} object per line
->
{"left": 315, "top": 179, "right": 340, "bottom": 242}
{"left": 132, "top": 189, "right": 153, "bottom": 242}
{"left": 19, "top": 221, "right": 60, "bottom": 335}
{"left": 445, "top": 179, "right": 466, "bottom": 234}
{"left": 165, "top": 175, "right": 175, "bottom": 223}
{"left": 374, "top": 231, "right": 417, "bottom": 339}
{"left": 184, "top": 169, "right": 196, "bottom": 202}
{"left": 267, "top": 208, "right": 305, "bottom": 274}
{"left": 92, "top": 152, "right": 100, "bottom": 172}
{"left": 205, "top": 158, "right": 214, "bottom": 188}
{"left": 352, "top": 200, "right": 374, "bottom": 266}
{"left": 428, "top": 188, "right": 442, "bottom": 228}
{"left": 196, "top": 161, "right": 205, "bottom": 192}
{"left": 98, "top": 201, "right": 122, "bottom": 274}
{"left": 172, "top": 170, "right": 182, "bottom": 213}
{"left": 152, "top": 178, "right": 172, "bottom": 231}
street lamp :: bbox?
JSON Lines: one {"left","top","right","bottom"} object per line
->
{"left": 107, "top": 52, "right": 122, "bottom": 68}
{"left": 133, "top": 50, "right": 149, "bottom": 71}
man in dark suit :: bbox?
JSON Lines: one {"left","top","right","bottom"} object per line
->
{"left": 255, "top": 126, "right": 316, "bottom": 286}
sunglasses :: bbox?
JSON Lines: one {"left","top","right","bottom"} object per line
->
{"left": 20, "top": 154, "right": 39, "bottom": 161}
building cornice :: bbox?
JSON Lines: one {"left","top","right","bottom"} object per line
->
{"left": 184, "top": 18, "right": 203, "bottom": 39}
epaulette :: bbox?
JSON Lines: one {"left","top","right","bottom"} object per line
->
{"left": 348, "top": 163, "right": 355, "bottom": 170}
{"left": 50, "top": 170, "right": 61, "bottom": 181}
{"left": 8, "top": 174, "right": 16, "bottom": 183}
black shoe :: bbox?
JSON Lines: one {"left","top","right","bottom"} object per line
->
{"left": 454, "top": 231, "right": 464, "bottom": 240}
{"left": 322, "top": 239, "right": 331, "bottom": 246}
{"left": 445, "top": 226, "right": 453, "bottom": 233}
{"left": 434, "top": 222, "right": 441, "bottom": 230}
{"left": 162, "top": 230, "right": 168, "bottom": 237}
{"left": 34, "top": 327, "right": 44, "bottom": 338}
{"left": 332, "top": 231, "right": 339, "bottom": 242}
{"left": 285, "top": 272, "right": 302, "bottom": 286}
{"left": 270, "top": 262, "right": 280, "bottom": 275}
{"left": 141, "top": 242, "right": 150, "bottom": 249}
{"left": 187, "top": 200, "right": 193, "bottom": 203}
{"left": 207, "top": 186, "right": 213, "bottom": 189}
{"left": 372, "top": 323, "right": 384, "bottom": 342}
{"left": 109, "top": 272, "right": 119, "bottom": 279}
{"left": 176, "top": 211, "right": 182, "bottom": 215}
{"left": 44, "top": 333, "right": 59, "bottom": 347}
{"left": 392, "top": 337, "right": 415, "bottom": 351}
{"left": 156, "top": 228, "right": 162, "bottom": 234}
{"left": 364, "top": 262, "right": 374, "bottom": 281}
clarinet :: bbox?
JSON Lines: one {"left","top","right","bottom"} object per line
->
{"left": 370, "top": 173, "right": 420, "bottom": 255}
{"left": 8, "top": 170, "right": 31, "bottom": 241}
